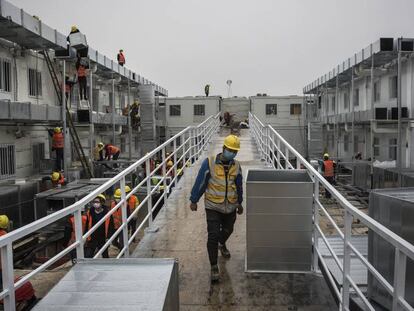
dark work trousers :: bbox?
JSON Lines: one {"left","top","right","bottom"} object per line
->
{"left": 55, "top": 148, "right": 64, "bottom": 171}
{"left": 206, "top": 209, "right": 237, "bottom": 266}
{"left": 85, "top": 239, "right": 109, "bottom": 258}
{"left": 113, "top": 151, "right": 120, "bottom": 168}
{"left": 324, "top": 176, "right": 334, "bottom": 198}
{"left": 78, "top": 76, "right": 87, "bottom": 100}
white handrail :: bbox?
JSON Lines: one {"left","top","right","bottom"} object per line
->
{"left": 0, "top": 113, "right": 220, "bottom": 311}
{"left": 249, "top": 112, "right": 414, "bottom": 311}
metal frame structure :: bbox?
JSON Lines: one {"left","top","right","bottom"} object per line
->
{"left": 0, "top": 113, "right": 220, "bottom": 311}
{"left": 249, "top": 112, "right": 414, "bottom": 311}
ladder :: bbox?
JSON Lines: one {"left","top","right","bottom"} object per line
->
{"left": 43, "top": 50, "right": 93, "bottom": 178}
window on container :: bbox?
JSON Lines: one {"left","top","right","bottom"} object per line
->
{"left": 32, "top": 143, "right": 45, "bottom": 170}
{"left": 169, "top": 105, "right": 181, "bottom": 116}
{"left": 331, "top": 96, "right": 336, "bottom": 113}
{"left": 290, "top": 104, "right": 302, "bottom": 115}
{"left": 354, "top": 135, "right": 359, "bottom": 154}
{"left": 2, "top": 60, "right": 11, "bottom": 92}
{"left": 0, "top": 144, "right": 15, "bottom": 179}
{"left": 374, "top": 81, "right": 381, "bottom": 102}
{"left": 344, "top": 92, "right": 349, "bottom": 109}
{"left": 265, "top": 104, "right": 277, "bottom": 115}
{"left": 353, "top": 88, "right": 359, "bottom": 106}
{"left": 318, "top": 96, "right": 322, "bottom": 109}
{"left": 389, "top": 76, "right": 397, "bottom": 99}
{"left": 344, "top": 134, "right": 349, "bottom": 152}
{"left": 373, "top": 137, "right": 380, "bottom": 157}
{"left": 389, "top": 138, "right": 397, "bottom": 160}
{"left": 28, "top": 69, "right": 42, "bottom": 97}
{"left": 194, "top": 104, "right": 205, "bottom": 116}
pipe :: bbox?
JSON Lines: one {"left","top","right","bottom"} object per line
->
{"left": 89, "top": 59, "right": 94, "bottom": 175}
{"left": 397, "top": 40, "right": 402, "bottom": 186}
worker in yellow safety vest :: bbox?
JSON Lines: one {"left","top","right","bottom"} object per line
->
{"left": 189, "top": 135, "right": 243, "bottom": 282}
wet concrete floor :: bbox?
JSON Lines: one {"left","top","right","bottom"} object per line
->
{"left": 133, "top": 128, "right": 337, "bottom": 310}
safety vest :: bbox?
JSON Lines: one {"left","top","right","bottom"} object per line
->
{"left": 118, "top": 53, "right": 125, "bottom": 64}
{"left": 205, "top": 156, "right": 240, "bottom": 204}
{"left": 87, "top": 210, "right": 111, "bottom": 239}
{"left": 52, "top": 132, "right": 64, "bottom": 149}
{"left": 151, "top": 177, "right": 165, "bottom": 190}
{"left": 0, "top": 229, "right": 6, "bottom": 237}
{"left": 128, "top": 195, "right": 139, "bottom": 213}
{"left": 68, "top": 215, "right": 88, "bottom": 245}
{"left": 106, "top": 145, "right": 120, "bottom": 155}
{"left": 110, "top": 201, "right": 123, "bottom": 229}
{"left": 77, "top": 65, "right": 86, "bottom": 77}
{"left": 323, "top": 160, "right": 334, "bottom": 177}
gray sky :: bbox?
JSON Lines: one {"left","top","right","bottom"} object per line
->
{"left": 10, "top": 0, "right": 414, "bottom": 97}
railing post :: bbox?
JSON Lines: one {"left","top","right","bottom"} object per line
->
{"left": 145, "top": 158, "right": 153, "bottom": 227}
{"left": 277, "top": 138, "right": 281, "bottom": 169}
{"left": 120, "top": 176, "right": 129, "bottom": 257}
{"left": 1, "top": 243, "right": 16, "bottom": 311}
{"left": 286, "top": 148, "right": 290, "bottom": 169}
{"left": 341, "top": 210, "right": 353, "bottom": 310}
{"left": 74, "top": 207, "right": 85, "bottom": 259}
{"left": 392, "top": 249, "right": 407, "bottom": 310}
{"left": 162, "top": 148, "right": 168, "bottom": 206}
{"left": 312, "top": 177, "right": 320, "bottom": 272}
{"left": 195, "top": 127, "right": 199, "bottom": 159}
{"left": 189, "top": 128, "right": 194, "bottom": 164}
{"left": 173, "top": 139, "right": 177, "bottom": 188}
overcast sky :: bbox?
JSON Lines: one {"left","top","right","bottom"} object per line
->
{"left": 10, "top": 0, "right": 414, "bottom": 97}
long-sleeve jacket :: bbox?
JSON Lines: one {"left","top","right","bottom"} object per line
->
{"left": 190, "top": 154, "right": 243, "bottom": 213}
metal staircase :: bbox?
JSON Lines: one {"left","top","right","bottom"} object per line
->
{"left": 43, "top": 50, "right": 93, "bottom": 178}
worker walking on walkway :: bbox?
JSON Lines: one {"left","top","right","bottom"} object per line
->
{"left": 125, "top": 186, "right": 139, "bottom": 236}
{"left": 117, "top": 49, "right": 125, "bottom": 66}
{"left": 85, "top": 194, "right": 113, "bottom": 258}
{"left": 189, "top": 134, "right": 243, "bottom": 282}
{"left": 51, "top": 127, "right": 64, "bottom": 171}
{"left": 321, "top": 153, "right": 336, "bottom": 199}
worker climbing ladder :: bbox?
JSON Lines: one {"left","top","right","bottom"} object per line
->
{"left": 43, "top": 50, "right": 93, "bottom": 178}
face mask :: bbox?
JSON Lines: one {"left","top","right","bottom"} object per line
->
{"left": 223, "top": 149, "right": 236, "bottom": 161}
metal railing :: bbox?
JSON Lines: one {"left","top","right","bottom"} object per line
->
{"left": 0, "top": 113, "right": 220, "bottom": 311}
{"left": 249, "top": 112, "right": 414, "bottom": 311}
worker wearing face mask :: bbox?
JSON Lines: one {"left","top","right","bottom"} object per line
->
{"left": 84, "top": 194, "right": 113, "bottom": 258}
{"left": 189, "top": 135, "right": 243, "bottom": 282}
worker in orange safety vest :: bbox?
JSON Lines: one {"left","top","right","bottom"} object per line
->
{"left": 321, "top": 153, "right": 336, "bottom": 199}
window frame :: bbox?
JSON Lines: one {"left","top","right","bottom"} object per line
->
{"left": 374, "top": 80, "right": 381, "bottom": 102}
{"left": 265, "top": 104, "right": 277, "bottom": 116}
{"left": 28, "top": 68, "right": 43, "bottom": 97}
{"left": 193, "top": 104, "right": 205, "bottom": 116}
{"left": 169, "top": 104, "right": 181, "bottom": 116}
{"left": 290, "top": 103, "right": 302, "bottom": 115}
{"left": 389, "top": 76, "right": 397, "bottom": 99}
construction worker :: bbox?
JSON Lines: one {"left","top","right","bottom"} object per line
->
{"left": 125, "top": 186, "right": 139, "bottom": 236}
{"left": 52, "top": 127, "right": 64, "bottom": 171}
{"left": 76, "top": 56, "right": 88, "bottom": 100}
{"left": 223, "top": 111, "right": 232, "bottom": 127}
{"left": 117, "top": 49, "right": 125, "bottom": 66}
{"left": 111, "top": 189, "right": 124, "bottom": 250}
{"left": 204, "top": 84, "right": 210, "bottom": 97}
{"left": 130, "top": 100, "right": 140, "bottom": 130}
{"left": 189, "top": 135, "right": 243, "bottom": 282}
{"left": 84, "top": 194, "right": 113, "bottom": 258}
{"left": 321, "top": 153, "right": 336, "bottom": 199}
{"left": 167, "top": 160, "right": 174, "bottom": 177}
{"left": 51, "top": 171, "right": 65, "bottom": 188}
{"left": 104, "top": 144, "right": 120, "bottom": 161}
{"left": 65, "top": 208, "right": 89, "bottom": 263}
{"left": 0, "top": 215, "right": 9, "bottom": 236}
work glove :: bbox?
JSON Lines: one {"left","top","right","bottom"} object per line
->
{"left": 236, "top": 204, "right": 243, "bottom": 215}
{"left": 190, "top": 202, "right": 197, "bottom": 211}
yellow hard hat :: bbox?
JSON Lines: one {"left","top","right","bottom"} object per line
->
{"left": 71, "top": 25, "right": 78, "bottom": 32}
{"left": 114, "top": 188, "right": 122, "bottom": 199}
{"left": 167, "top": 160, "right": 173, "bottom": 167}
{"left": 96, "top": 194, "right": 106, "bottom": 202}
{"left": 223, "top": 135, "right": 240, "bottom": 151}
{"left": 97, "top": 142, "right": 104, "bottom": 150}
{"left": 125, "top": 186, "right": 131, "bottom": 193}
{"left": 0, "top": 215, "right": 9, "bottom": 229}
{"left": 54, "top": 127, "right": 61, "bottom": 133}
{"left": 51, "top": 171, "right": 60, "bottom": 181}
{"left": 324, "top": 153, "right": 329, "bottom": 158}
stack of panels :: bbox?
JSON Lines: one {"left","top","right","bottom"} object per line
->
{"left": 139, "top": 85, "right": 156, "bottom": 142}
{"left": 246, "top": 170, "right": 313, "bottom": 273}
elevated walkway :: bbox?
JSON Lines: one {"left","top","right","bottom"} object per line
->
{"left": 132, "top": 128, "right": 336, "bottom": 310}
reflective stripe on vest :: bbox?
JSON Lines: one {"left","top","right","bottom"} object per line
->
{"left": 324, "top": 160, "right": 334, "bottom": 177}
{"left": 78, "top": 65, "right": 86, "bottom": 77}
{"left": 205, "top": 156, "right": 239, "bottom": 204}
{"left": 52, "top": 132, "right": 64, "bottom": 149}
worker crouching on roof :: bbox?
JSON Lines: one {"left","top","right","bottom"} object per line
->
{"left": 104, "top": 144, "right": 120, "bottom": 161}
{"left": 84, "top": 194, "right": 113, "bottom": 258}
{"left": 322, "top": 153, "right": 337, "bottom": 199}
{"left": 189, "top": 135, "right": 243, "bottom": 282}
{"left": 42, "top": 171, "right": 66, "bottom": 188}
